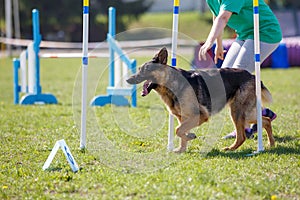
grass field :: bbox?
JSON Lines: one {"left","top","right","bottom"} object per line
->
{"left": 0, "top": 54, "right": 299, "bottom": 199}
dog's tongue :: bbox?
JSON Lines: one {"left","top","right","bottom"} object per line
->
{"left": 141, "top": 80, "right": 151, "bottom": 96}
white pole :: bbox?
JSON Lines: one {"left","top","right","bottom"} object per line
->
{"left": 5, "top": 0, "right": 12, "bottom": 56}
{"left": 80, "top": 0, "right": 89, "bottom": 149}
{"left": 20, "top": 50, "right": 27, "bottom": 93}
{"left": 253, "top": 0, "right": 264, "bottom": 152}
{"left": 27, "top": 43, "right": 36, "bottom": 94}
{"left": 122, "top": 61, "right": 128, "bottom": 88}
{"left": 168, "top": 0, "right": 180, "bottom": 151}
{"left": 114, "top": 53, "right": 121, "bottom": 88}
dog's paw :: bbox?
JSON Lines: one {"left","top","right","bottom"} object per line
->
{"left": 267, "top": 142, "right": 275, "bottom": 148}
{"left": 268, "top": 140, "right": 275, "bottom": 147}
{"left": 173, "top": 147, "right": 186, "bottom": 154}
{"left": 222, "top": 146, "right": 234, "bottom": 151}
{"left": 186, "top": 133, "right": 197, "bottom": 140}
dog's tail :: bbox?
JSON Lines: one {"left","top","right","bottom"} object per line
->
{"left": 261, "top": 82, "right": 273, "bottom": 105}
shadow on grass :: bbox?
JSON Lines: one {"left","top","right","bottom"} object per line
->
{"left": 273, "top": 135, "right": 298, "bottom": 143}
{"left": 204, "top": 148, "right": 254, "bottom": 160}
{"left": 267, "top": 145, "right": 300, "bottom": 155}
{"left": 204, "top": 145, "right": 300, "bottom": 159}
{"left": 44, "top": 167, "right": 63, "bottom": 172}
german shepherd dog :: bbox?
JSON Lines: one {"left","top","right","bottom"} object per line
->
{"left": 126, "top": 47, "right": 275, "bottom": 153}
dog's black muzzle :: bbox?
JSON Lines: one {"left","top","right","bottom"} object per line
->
{"left": 126, "top": 75, "right": 145, "bottom": 84}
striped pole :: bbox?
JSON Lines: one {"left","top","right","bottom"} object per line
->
{"left": 80, "top": 0, "right": 89, "bottom": 149}
{"left": 168, "top": 0, "right": 180, "bottom": 151}
{"left": 253, "top": 0, "right": 264, "bottom": 152}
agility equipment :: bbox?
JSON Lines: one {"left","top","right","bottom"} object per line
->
{"left": 13, "top": 9, "right": 57, "bottom": 105}
{"left": 167, "top": 0, "right": 180, "bottom": 151}
{"left": 80, "top": 0, "right": 89, "bottom": 149}
{"left": 43, "top": 139, "right": 79, "bottom": 172}
{"left": 253, "top": 0, "right": 264, "bottom": 152}
{"left": 90, "top": 7, "right": 137, "bottom": 107}
{"left": 80, "top": 6, "right": 136, "bottom": 149}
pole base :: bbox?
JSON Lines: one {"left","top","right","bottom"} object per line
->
{"left": 19, "top": 93, "right": 57, "bottom": 105}
{"left": 246, "top": 149, "right": 264, "bottom": 157}
{"left": 90, "top": 94, "right": 129, "bottom": 107}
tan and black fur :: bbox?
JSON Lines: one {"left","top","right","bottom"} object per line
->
{"left": 126, "top": 47, "right": 275, "bottom": 153}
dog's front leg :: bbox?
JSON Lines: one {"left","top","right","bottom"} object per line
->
{"left": 174, "top": 118, "right": 199, "bottom": 153}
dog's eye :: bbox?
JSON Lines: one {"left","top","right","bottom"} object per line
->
{"left": 144, "top": 66, "right": 151, "bottom": 72}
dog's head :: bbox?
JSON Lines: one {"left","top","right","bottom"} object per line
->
{"left": 126, "top": 47, "right": 168, "bottom": 96}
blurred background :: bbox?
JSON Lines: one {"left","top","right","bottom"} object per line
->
{"left": 0, "top": 0, "right": 300, "bottom": 57}
{"left": 1, "top": 0, "right": 300, "bottom": 41}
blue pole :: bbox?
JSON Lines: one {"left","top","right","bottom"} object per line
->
{"left": 131, "top": 59, "right": 137, "bottom": 107}
{"left": 13, "top": 59, "right": 20, "bottom": 104}
{"left": 32, "top": 9, "right": 42, "bottom": 94}
{"left": 108, "top": 7, "right": 116, "bottom": 87}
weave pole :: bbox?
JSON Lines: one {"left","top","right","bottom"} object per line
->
{"left": 167, "top": 0, "right": 180, "bottom": 151}
{"left": 80, "top": 0, "right": 89, "bottom": 149}
{"left": 253, "top": 0, "right": 264, "bottom": 152}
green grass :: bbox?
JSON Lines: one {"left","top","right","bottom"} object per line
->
{"left": 0, "top": 56, "right": 299, "bottom": 199}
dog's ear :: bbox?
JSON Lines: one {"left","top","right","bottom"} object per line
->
{"left": 152, "top": 47, "right": 168, "bottom": 64}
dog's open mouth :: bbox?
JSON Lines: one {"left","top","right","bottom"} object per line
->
{"left": 141, "top": 80, "right": 152, "bottom": 96}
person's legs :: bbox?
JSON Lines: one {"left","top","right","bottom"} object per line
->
{"left": 231, "top": 39, "right": 280, "bottom": 73}
{"left": 222, "top": 39, "right": 279, "bottom": 73}
{"left": 221, "top": 40, "right": 244, "bottom": 68}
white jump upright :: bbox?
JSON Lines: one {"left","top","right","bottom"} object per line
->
{"left": 13, "top": 9, "right": 57, "bottom": 105}
{"left": 253, "top": 0, "right": 264, "bottom": 153}
{"left": 27, "top": 42, "right": 36, "bottom": 94}
{"left": 19, "top": 51, "right": 27, "bottom": 93}
{"left": 168, "top": 0, "right": 180, "bottom": 151}
{"left": 80, "top": 0, "right": 89, "bottom": 149}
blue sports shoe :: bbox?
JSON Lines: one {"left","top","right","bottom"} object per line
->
{"left": 222, "top": 128, "right": 254, "bottom": 139}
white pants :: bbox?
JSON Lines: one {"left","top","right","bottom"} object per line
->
{"left": 221, "top": 39, "right": 280, "bottom": 73}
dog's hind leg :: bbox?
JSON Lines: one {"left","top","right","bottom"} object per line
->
{"left": 262, "top": 116, "right": 275, "bottom": 147}
{"left": 224, "top": 107, "right": 247, "bottom": 151}
{"left": 247, "top": 110, "right": 275, "bottom": 148}
{"left": 224, "top": 120, "right": 247, "bottom": 150}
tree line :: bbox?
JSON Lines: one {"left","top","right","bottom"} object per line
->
{"left": 11, "top": 0, "right": 153, "bottom": 42}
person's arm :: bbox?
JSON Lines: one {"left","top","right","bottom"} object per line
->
{"left": 199, "top": 10, "right": 232, "bottom": 61}
{"left": 214, "top": 15, "right": 225, "bottom": 63}
{"left": 214, "top": 14, "right": 223, "bottom": 45}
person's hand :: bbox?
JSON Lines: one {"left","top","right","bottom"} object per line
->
{"left": 214, "top": 45, "right": 226, "bottom": 64}
{"left": 198, "top": 41, "right": 213, "bottom": 61}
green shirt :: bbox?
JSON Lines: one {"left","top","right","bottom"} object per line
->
{"left": 206, "top": 0, "right": 282, "bottom": 43}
